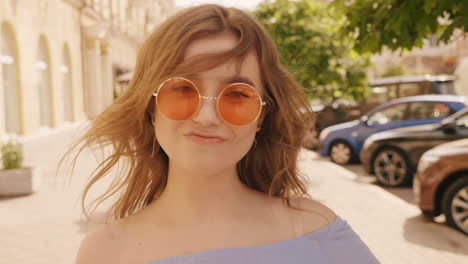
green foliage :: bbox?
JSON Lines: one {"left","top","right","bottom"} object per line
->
{"left": 1, "top": 139, "right": 24, "bottom": 170}
{"left": 254, "top": 0, "right": 371, "bottom": 103}
{"left": 113, "top": 88, "right": 119, "bottom": 101}
{"left": 333, "top": 0, "right": 468, "bottom": 53}
{"left": 381, "top": 64, "right": 407, "bottom": 77}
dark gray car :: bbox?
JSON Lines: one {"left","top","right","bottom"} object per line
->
{"left": 360, "top": 107, "right": 468, "bottom": 187}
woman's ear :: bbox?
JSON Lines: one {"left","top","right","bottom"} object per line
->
{"left": 256, "top": 114, "right": 265, "bottom": 132}
{"left": 148, "top": 110, "right": 156, "bottom": 126}
{"left": 147, "top": 97, "right": 157, "bottom": 126}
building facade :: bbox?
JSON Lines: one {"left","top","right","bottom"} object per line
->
{"left": 369, "top": 30, "right": 468, "bottom": 95}
{"left": 0, "top": 0, "right": 174, "bottom": 154}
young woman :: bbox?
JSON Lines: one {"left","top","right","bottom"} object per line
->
{"left": 72, "top": 4, "right": 379, "bottom": 264}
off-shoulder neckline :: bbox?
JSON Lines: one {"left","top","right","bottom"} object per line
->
{"left": 144, "top": 215, "right": 342, "bottom": 264}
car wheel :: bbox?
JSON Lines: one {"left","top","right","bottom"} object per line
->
{"left": 442, "top": 176, "right": 468, "bottom": 235}
{"left": 330, "top": 141, "right": 352, "bottom": 165}
{"left": 373, "top": 148, "right": 411, "bottom": 187}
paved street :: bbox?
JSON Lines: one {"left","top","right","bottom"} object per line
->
{"left": 1, "top": 133, "right": 468, "bottom": 263}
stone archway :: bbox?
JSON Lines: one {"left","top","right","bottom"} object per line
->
{"left": 0, "top": 22, "right": 21, "bottom": 134}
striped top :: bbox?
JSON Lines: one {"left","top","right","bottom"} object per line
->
{"left": 144, "top": 215, "right": 380, "bottom": 264}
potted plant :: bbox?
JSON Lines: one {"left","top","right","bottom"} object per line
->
{"left": 0, "top": 137, "right": 39, "bottom": 196}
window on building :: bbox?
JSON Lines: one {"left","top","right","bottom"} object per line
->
{"left": 1, "top": 23, "right": 20, "bottom": 134}
{"left": 61, "top": 46, "right": 73, "bottom": 122}
{"left": 367, "top": 84, "right": 397, "bottom": 105}
{"left": 36, "top": 36, "right": 53, "bottom": 127}
{"left": 428, "top": 34, "right": 439, "bottom": 47}
{"left": 101, "top": 0, "right": 111, "bottom": 19}
{"left": 111, "top": 0, "right": 118, "bottom": 23}
{"left": 399, "top": 83, "right": 422, "bottom": 97}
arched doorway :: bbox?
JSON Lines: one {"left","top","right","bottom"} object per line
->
{"left": 36, "top": 36, "right": 53, "bottom": 127}
{"left": 61, "top": 44, "right": 74, "bottom": 122}
{"left": 0, "top": 22, "right": 21, "bottom": 134}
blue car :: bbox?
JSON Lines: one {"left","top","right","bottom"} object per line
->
{"left": 319, "top": 95, "right": 468, "bottom": 165}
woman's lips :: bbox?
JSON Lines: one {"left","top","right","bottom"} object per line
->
{"left": 185, "top": 132, "right": 226, "bottom": 145}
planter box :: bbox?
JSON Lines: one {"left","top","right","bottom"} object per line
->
{"left": 0, "top": 167, "right": 40, "bottom": 196}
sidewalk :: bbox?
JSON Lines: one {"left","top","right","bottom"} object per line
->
{"left": 1, "top": 122, "right": 114, "bottom": 263}
{"left": 299, "top": 151, "right": 468, "bottom": 264}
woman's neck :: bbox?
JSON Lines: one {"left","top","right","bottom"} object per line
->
{"left": 148, "top": 161, "right": 261, "bottom": 225}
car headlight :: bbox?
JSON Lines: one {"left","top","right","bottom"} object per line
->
{"left": 319, "top": 129, "right": 330, "bottom": 141}
{"left": 417, "top": 154, "right": 440, "bottom": 173}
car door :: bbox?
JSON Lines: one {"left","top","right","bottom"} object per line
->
{"left": 450, "top": 111, "right": 468, "bottom": 139}
{"left": 354, "top": 103, "right": 409, "bottom": 146}
{"left": 409, "top": 111, "right": 468, "bottom": 164}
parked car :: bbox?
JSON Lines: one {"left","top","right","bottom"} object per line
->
{"left": 414, "top": 138, "right": 468, "bottom": 235}
{"left": 360, "top": 107, "right": 468, "bottom": 187}
{"left": 319, "top": 95, "right": 467, "bottom": 165}
{"left": 314, "top": 74, "right": 457, "bottom": 132}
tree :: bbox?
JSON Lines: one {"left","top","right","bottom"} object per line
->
{"left": 334, "top": 0, "right": 468, "bottom": 53}
{"left": 381, "top": 64, "right": 406, "bottom": 77}
{"left": 254, "top": 0, "right": 371, "bottom": 103}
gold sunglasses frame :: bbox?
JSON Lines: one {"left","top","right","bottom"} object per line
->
{"left": 152, "top": 77, "right": 266, "bottom": 127}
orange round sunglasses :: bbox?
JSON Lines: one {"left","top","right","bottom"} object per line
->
{"left": 153, "top": 77, "right": 266, "bottom": 127}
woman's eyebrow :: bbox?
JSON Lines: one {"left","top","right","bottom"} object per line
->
{"left": 186, "top": 74, "right": 257, "bottom": 88}
{"left": 222, "top": 76, "right": 256, "bottom": 87}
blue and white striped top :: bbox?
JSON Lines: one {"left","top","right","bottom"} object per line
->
{"left": 144, "top": 215, "right": 380, "bottom": 264}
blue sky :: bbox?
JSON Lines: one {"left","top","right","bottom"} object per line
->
{"left": 175, "top": 0, "right": 265, "bottom": 10}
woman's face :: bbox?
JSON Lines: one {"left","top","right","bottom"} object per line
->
{"left": 154, "top": 32, "right": 264, "bottom": 174}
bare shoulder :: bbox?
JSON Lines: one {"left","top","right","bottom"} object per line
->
{"left": 288, "top": 197, "right": 337, "bottom": 234}
{"left": 75, "top": 222, "right": 125, "bottom": 264}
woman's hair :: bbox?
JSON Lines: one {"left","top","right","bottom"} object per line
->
{"left": 61, "top": 4, "right": 314, "bottom": 220}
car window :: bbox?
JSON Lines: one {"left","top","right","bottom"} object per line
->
{"left": 455, "top": 112, "right": 468, "bottom": 130}
{"left": 408, "top": 102, "right": 452, "bottom": 120}
{"left": 368, "top": 103, "right": 407, "bottom": 125}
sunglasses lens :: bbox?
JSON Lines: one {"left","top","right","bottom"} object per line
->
{"left": 157, "top": 79, "right": 199, "bottom": 120}
{"left": 219, "top": 84, "right": 262, "bottom": 126}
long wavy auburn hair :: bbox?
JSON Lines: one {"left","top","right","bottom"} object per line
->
{"left": 61, "top": 4, "right": 315, "bottom": 220}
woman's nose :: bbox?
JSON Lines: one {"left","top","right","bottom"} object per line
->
{"left": 192, "top": 96, "right": 222, "bottom": 127}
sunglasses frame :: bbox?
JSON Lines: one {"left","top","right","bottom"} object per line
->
{"left": 152, "top": 77, "right": 266, "bottom": 127}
